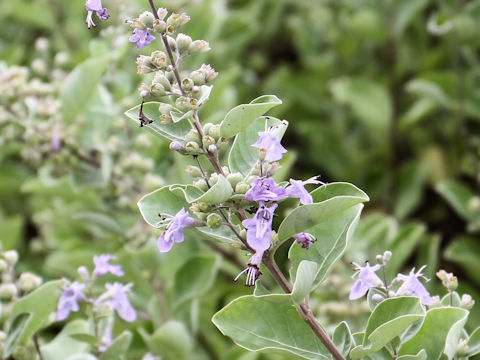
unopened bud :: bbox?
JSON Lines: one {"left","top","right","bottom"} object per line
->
{"left": 202, "top": 135, "right": 216, "bottom": 148}
{"left": 176, "top": 33, "right": 192, "bottom": 54}
{"left": 167, "top": 12, "right": 190, "bottom": 27}
{"left": 158, "top": 103, "right": 174, "bottom": 116}
{"left": 203, "top": 123, "right": 214, "bottom": 135}
{"left": 208, "top": 124, "right": 221, "bottom": 139}
{"left": 200, "top": 64, "right": 218, "bottom": 82}
{"left": 383, "top": 251, "right": 392, "bottom": 262}
{"left": 3, "top": 250, "right": 18, "bottom": 266}
{"left": 185, "top": 129, "right": 200, "bottom": 143}
{"left": 235, "top": 182, "right": 249, "bottom": 194}
{"left": 188, "top": 40, "right": 210, "bottom": 55}
{"left": 0, "top": 260, "right": 8, "bottom": 273}
{"left": 186, "top": 165, "right": 203, "bottom": 177}
{"left": 216, "top": 136, "right": 228, "bottom": 149}
{"left": 206, "top": 213, "right": 222, "bottom": 228}
{"left": 157, "top": 8, "right": 168, "bottom": 20}
{"left": 176, "top": 96, "right": 192, "bottom": 111}
{"left": 0, "top": 283, "right": 17, "bottom": 300}
{"left": 193, "top": 179, "right": 208, "bottom": 192}
{"left": 151, "top": 83, "right": 166, "bottom": 97}
{"left": 209, "top": 173, "right": 219, "bottom": 185}
{"left": 460, "top": 294, "right": 475, "bottom": 310}
{"left": 77, "top": 266, "right": 90, "bottom": 281}
{"left": 190, "top": 70, "right": 206, "bottom": 85}
{"left": 18, "top": 272, "right": 42, "bottom": 293}
{"left": 456, "top": 339, "right": 469, "bottom": 357}
{"left": 182, "top": 77, "right": 194, "bottom": 91}
{"left": 222, "top": 166, "right": 230, "bottom": 175}
{"left": 169, "top": 141, "right": 185, "bottom": 152}
{"left": 371, "top": 294, "right": 384, "bottom": 303}
{"left": 153, "top": 19, "right": 167, "bottom": 33}
{"left": 227, "top": 173, "right": 243, "bottom": 187}
{"left": 436, "top": 270, "right": 458, "bottom": 291}
{"left": 258, "top": 148, "right": 267, "bottom": 161}
{"left": 375, "top": 254, "right": 383, "bottom": 263}
{"left": 139, "top": 11, "right": 155, "bottom": 27}
{"left": 185, "top": 141, "right": 200, "bottom": 154}
{"left": 151, "top": 51, "right": 167, "bottom": 68}
{"left": 160, "top": 114, "right": 172, "bottom": 124}
{"left": 429, "top": 295, "right": 442, "bottom": 308}
{"left": 167, "top": 35, "right": 176, "bottom": 51}
{"left": 208, "top": 144, "right": 217, "bottom": 153}
{"left": 138, "top": 83, "right": 150, "bottom": 98}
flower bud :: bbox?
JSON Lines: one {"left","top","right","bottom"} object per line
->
{"left": 206, "top": 213, "right": 222, "bottom": 228}
{"left": 468, "top": 196, "right": 480, "bottom": 213}
{"left": 436, "top": 269, "right": 458, "bottom": 291}
{"left": 258, "top": 148, "right": 267, "bottom": 161}
{"left": 375, "top": 254, "right": 384, "bottom": 263}
{"left": 186, "top": 165, "right": 203, "bottom": 177}
{"left": 169, "top": 141, "right": 185, "bottom": 152}
{"left": 202, "top": 135, "right": 216, "bottom": 148}
{"left": 77, "top": 266, "right": 90, "bottom": 281}
{"left": 151, "top": 83, "right": 166, "bottom": 97}
{"left": 456, "top": 339, "right": 469, "bottom": 357}
{"left": 0, "top": 283, "right": 17, "bottom": 300}
{"left": 383, "top": 250, "right": 392, "bottom": 262}
{"left": 139, "top": 11, "right": 155, "bottom": 27}
{"left": 160, "top": 114, "right": 172, "bottom": 124}
{"left": 208, "top": 124, "right": 221, "bottom": 139}
{"left": 0, "top": 331, "right": 6, "bottom": 342}
{"left": 176, "top": 96, "right": 192, "bottom": 111}
{"left": 151, "top": 51, "right": 167, "bottom": 68}
{"left": 176, "top": 33, "right": 192, "bottom": 54}
{"left": 193, "top": 179, "right": 208, "bottom": 192}
{"left": 460, "top": 294, "right": 475, "bottom": 310}
{"left": 208, "top": 145, "right": 217, "bottom": 153}
{"left": 3, "top": 250, "right": 18, "bottom": 266}
{"left": 153, "top": 19, "right": 167, "bottom": 33}
{"left": 185, "top": 141, "right": 200, "bottom": 154}
{"left": 167, "top": 35, "right": 176, "bottom": 51}
{"left": 0, "top": 260, "right": 8, "bottom": 273}
{"left": 182, "top": 77, "right": 194, "bottom": 91}
{"left": 189, "top": 98, "right": 198, "bottom": 110}
{"left": 203, "top": 123, "right": 214, "bottom": 134}
{"left": 157, "top": 8, "right": 168, "bottom": 20}
{"left": 165, "top": 70, "right": 176, "bottom": 83}
{"left": 428, "top": 295, "right": 442, "bottom": 308}
{"left": 200, "top": 64, "right": 218, "bottom": 82}
{"left": 167, "top": 12, "right": 190, "bottom": 27}
{"left": 18, "top": 272, "right": 42, "bottom": 293}
{"left": 222, "top": 166, "right": 230, "bottom": 175}
{"left": 216, "top": 137, "right": 228, "bottom": 149}
{"left": 235, "top": 182, "right": 249, "bottom": 194}
{"left": 227, "top": 173, "right": 243, "bottom": 187}
{"left": 138, "top": 83, "right": 150, "bottom": 98}
{"left": 188, "top": 40, "right": 210, "bottom": 55}
{"left": 190, "top": 70, "right": 206, "bottom": 85}
{"left": 185, "top": 129, "right": 201, "bottom": 143}
{"left": 209, "top": 173, "right": 219, "bottom": 185}
{"left": 136, "top": 55, "right": 154, "bottom": 74}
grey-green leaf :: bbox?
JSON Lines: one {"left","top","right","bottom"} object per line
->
{"left": 220, "top": 95, "right": 282, "bottom": 138}
{"left": 99, "top": 331, "right": 132, "bottom": 360}
{"left": 467, "top": 327, "right": 480, "bottom": 356}
{"left": 333, "top": 322, "right": 352, "bottom": 357}
{"left": 291, "top": 260, "right": 318, "bottom": 305}
{"left": 139, "top": 321, "right": 193, "bottom": 360}
{"left": 212, "top": 295, "right": 331, "bottom": 359}
{"left": 350, "top": 297, "right": 425, "bottom": 359}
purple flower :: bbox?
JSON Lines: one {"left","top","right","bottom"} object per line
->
{"left": 234, "top": 251, "right": 263, "bottom": 286}
{"left": 157, "top": 208, "right": 195, "bottom": 253}
{"left": 395, "top": 266, "right": 432, "bottom": 305}
{"left": 286, "top": 176, "right": 322, "bottom": 205}
{"left": 349, "top": 262, "right": 383, "bottom": 300}
{"left": 56, "top": 282, "right": 86, "bottom": 321}
{"left": 85, "top": 0, "right": 109, "bottom": 29}
{"left": 129, "top": 29, "right": 156, "bottom": 50}
{"left": 93, "top": 254, "right": 124, "bottom": 278}
{"left": 100, "top": 283, "right": 137, "bottom": 322}
{"left": 244, "top": 177, "right": 286, "bottom": 202}
{"left": 242, "top": 202, "right": 277, "bottom": 253}
{"left": 293, "top": 231, "right": 315, "bottom": 249}
{"left": 252, "top": 127, "right": 287, "bottom": 162}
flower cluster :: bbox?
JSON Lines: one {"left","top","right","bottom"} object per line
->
{"left": 56, "top": 254, "right": 136, "bottom": 352}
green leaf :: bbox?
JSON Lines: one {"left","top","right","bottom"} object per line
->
{"left": 330, "top": 78, "right": 392, "bottom": 132}
{"left": 212, "top": 295, "right": 331, "bottom": 359}
{"left": 291, "top": 260, "right": 318, "bottom": 305}
{"left": 99, "top": 330, "right": 132, "bottom": 360}
{"left": 398, "top": 307, "right": 469, "bottom": 359}
{"left": 42, "top": 320, "right": 91, "bottom": 360}
{"left": 467, "top": 327, "right": 480, "bottom": 356}
{"left": 350, "top": 297, "right": 425, "bottom": 359}
{"left": 397, "top": 350, "right": 427, "bottom": 360}
{"left": 278, "top": 182, "right": 369, "bottom": 243}
{"left": 436, "top": 180, "right": 475, "bottom": 221}
{"left": 444, "top": 237, "right": 480, "bottom": 284}
{"left": 220, "top": 95, "right": 282, "bottom": 138}
{"left": 4, "top": 313, "right": 30, "bottom": 357}
{"left": 61, "top": 55, "right": 110, "bottom": 123}
{"left": 171, "top": 175, "right": 233, "bottom": 204}
{"left": 228, "top": 116, "right": 288, "bottom": 177}
{"left": 72, "top": 212, "right": 124, "bottom": 236}
{"left": 139, "top": 321, "right": 193, "bottom": 360}
{"left": 137, "top": 186, "right": 188, "bottom": 228}
{"left": 173, "top": 254, "right": 220, "bottom": 306}
{"left": 333, "top": 322, "right": 352, "bottom": 357}
{"left": 124, "top": 102, "right": 193, "bottom": 142}
{"left": 288, "top": 203, "right": 365, "bottom": 289}
{"left": 194, "top": 225, "right": 239, "bottom": 244}
{"left": 6, "top": 280, "right": 62, "bottom": 354}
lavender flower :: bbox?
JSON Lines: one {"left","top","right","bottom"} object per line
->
{"left": 244, "top": 177, "right": 286, "bottom": 202}
{"left": 234, "top": 251, "right": 263, "bottom": 286}
{"left": 129, "top": 29, "right": 156, "bottom": 50}
{"left": 293, "top": 231, "right": 315, "bottom": 249}
{"left": 349, "top": 262, "right": 383, "bottom": 300}
{"left": 85, "top": 0, "right": 109, "bottom": 29}
{"left": 157, "top": 208, "right": 195, "bottom": 253}
{"left": 242, "top": 202, "right": 277, "bottom": 253}
{"left": 100, "top": 283, "right": 137, "bottom": 322}
{"left": 252, "top": 127, "right": 287, "bottom": 162}
{"left": 395, "top": 266, "right": 432, "bottom": 305}
{"left": 286, "top": 176, "right": 322, "bottom": 205}
{"left": 56, "top": 282, "right": 86, "bottom": 321}
{"left": 93, "top": 254, "right": 124, "bottom": 278}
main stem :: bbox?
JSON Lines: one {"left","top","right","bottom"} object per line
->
{"left": 146, "top": 1, "right": 345, "bottom": 358}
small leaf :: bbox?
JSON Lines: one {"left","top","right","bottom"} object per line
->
{"left": 125, "top": 102, "right": 193, "bottom": 142}
{"left": 99, "top": 330, "right": 132, "bottom": 360}
{"left": 398, "top": 307, "right": 468, "bottom": 359}
{"left": 436, "top": 180, "right": 475, "bottom": 221}
{"left": 397, "top": 350, "right": 427, "bottom": 360}
{"left": 228, "top": 116, "right": 288, "bottom": 177}
{"left": 173, "top": 254, "right": 219, "bottom": 306}
{"left": 139, "top": 321, "right": 193, "bottom": 360}
{"left": 42, "top": 320, "right": 91, "bottom": 360}
{"left": 333, "top": 322, "right": 353, "bottom": 357}
{"left": 467, "top": 327, "right": 480, "bottom": 356}
{"left": 291, "top": 261, "right": 318, "bottom": 305}
{"left": 212, "top": 295, "right": 331, "bottom": 359}
{"left": 220, "top": 95, "right": 282, "bottom": 138}
{"left": 350, "top": 297, "right": 425, "bottom": 359}
{"left": 171, "top": 175, "right": 233, "bottom": 204}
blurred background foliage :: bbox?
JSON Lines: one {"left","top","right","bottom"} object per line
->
{"left": 1, "top": 0, "right": 480, "bottom": 358}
